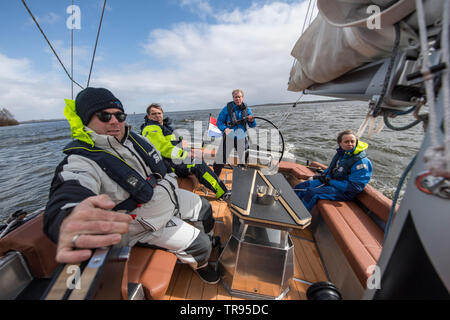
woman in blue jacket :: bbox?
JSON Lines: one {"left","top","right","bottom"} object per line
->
{"left": 294, "top": 130, "right": 373, "bottom": 211}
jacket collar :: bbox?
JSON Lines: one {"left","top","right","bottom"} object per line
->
{"left": 85, "top": 124, "right": 131, "bottom": 149}
{"left": 143, "top": 117, "right": 161, "bottom": 127}
{"left": 337, "top": 140, "right": 368, "bottom": 157}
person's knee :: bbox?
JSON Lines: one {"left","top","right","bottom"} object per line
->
{"left": 198, "top": 197, "right": 214, "bottom": 234}
{"left": 303, "top": 189, "right": 317, "bottom": 203}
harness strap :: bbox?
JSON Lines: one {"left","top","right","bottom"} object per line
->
{"left": 226, "top": 102, "right": 248, "bottom": 127}
{"left": 63, "top": 132, "right": 167, "bottom": 211}
{"left": 329, "top": 151, "right": 367, "bottom": 180}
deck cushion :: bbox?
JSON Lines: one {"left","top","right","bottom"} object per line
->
{"left": 317, "top": 200, "right": 383, "bottom": 286}
{"left": 0, "top": 213, "right": 57, "bottom": 278}
{"left": 127, "top": 246, "right": 177, "bottom": 300}
{"left": 356, "top": 184, "right": 396, "bottom": 223}
{"left": 279, "top": 161, "right": 315, "bottom": 181}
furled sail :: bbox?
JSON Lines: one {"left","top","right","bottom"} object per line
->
{"left": 287, "top": 0, "right": 443, "bottom": 93}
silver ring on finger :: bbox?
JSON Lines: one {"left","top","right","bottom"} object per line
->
{"left": 71, "top": 234, "right": 81, "bottom": 249}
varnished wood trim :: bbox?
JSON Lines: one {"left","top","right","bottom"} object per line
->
{"left": 257, "top": 170, "right": 311, "bottom": 226}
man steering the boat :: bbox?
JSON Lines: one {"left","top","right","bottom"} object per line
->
{"left": 294, "top": 130, "right": 373, "bottom": 211}
{"left": 212, "top": 89, "right": 256, "bottom": 176}
{"left": 140, "top": 103, "right": 230, "bottom": 200}
{"left": 43, "top": 87, "right": 220, "bottom": 284}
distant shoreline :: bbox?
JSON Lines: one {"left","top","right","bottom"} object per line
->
{"left": 250, "top": 99, "right": 353, "bottom": 108}
{"left": 0, "top": 120, "right": 19, "bottom": 127}
{"left": 19, "top": 118, "right": 67, "bottom": 124}
{"left": 15, "top": 99, "right": 352, "bottom": 124}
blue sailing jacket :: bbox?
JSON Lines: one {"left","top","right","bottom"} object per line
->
{"left": 323, "top": 140, "right": 373, "bottom": 195}
{"left": 217, "top": 102, "right": 256, "bottom": 135}
{"left": 294, "top": 140, "right": 372, "bottom": 211}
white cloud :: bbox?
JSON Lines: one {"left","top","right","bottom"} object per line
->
{"left": 34, "top": 12, "right": 60, "bottom": 25}
{"left": 3, "top": 1, "right": 318, "bottom": 121}
{"left": 179, "top": 0, "right": 214, "bottom": 19}
{"left": 100, "top": 1, "right": 310, "bottom": 113}
{"left": 0, "top": 53, "right": 68, "bottom": 121}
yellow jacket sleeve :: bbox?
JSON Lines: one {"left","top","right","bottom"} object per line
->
{"left": 142, "top": 124, "right": 187, "bottom": 160}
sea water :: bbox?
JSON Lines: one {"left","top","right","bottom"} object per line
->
{"left": 0, "top": 101, "right": 423, "bottom": 223}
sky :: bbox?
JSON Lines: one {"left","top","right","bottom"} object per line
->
{"left": 0, "top": 0, "right": 319, "bottom": 121}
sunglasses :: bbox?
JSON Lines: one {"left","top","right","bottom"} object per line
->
{"left": 95, "top": 111, "right": 127, "bottom": 123}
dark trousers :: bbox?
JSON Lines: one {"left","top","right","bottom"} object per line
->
{"left": 165, "top": 158, "right": 228, "bottom": 198}
{"left": 213, "top": 134, "right": 249, "bottom": 176}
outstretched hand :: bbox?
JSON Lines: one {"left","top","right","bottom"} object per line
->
{"left": 56, "top": 194, "right": 132, "bottom": 264}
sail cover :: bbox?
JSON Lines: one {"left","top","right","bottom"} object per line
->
{"left": 288, "top": 0, "right": 423, "bottom": 92}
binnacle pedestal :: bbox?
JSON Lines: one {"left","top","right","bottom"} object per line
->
{"left": 218, "top": 215, "right": 294, "bottom": 300}
{"left": 217, "top": 167, "right": 311, "bottom": 300}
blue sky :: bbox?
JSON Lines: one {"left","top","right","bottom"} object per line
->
{"left": 1, "top": 0, "right": 318, "bottom": 121}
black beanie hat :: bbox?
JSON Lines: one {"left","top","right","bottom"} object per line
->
{"left": 75, "top": 87, "right": 124, "bottom": 125}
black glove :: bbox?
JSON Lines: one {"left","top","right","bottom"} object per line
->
{"left": 318, "top": 175, "right": 330, "bottom": 185}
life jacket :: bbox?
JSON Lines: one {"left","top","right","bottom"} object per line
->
{"left": 63, "top": 130, "right": 168, "bottom": 211}
{"left": 141, "top": 118, "right": 182, "bottom": 147}
{"left": 328, "top": 148, "right": 368, "bottom": 181}
{"left": 140, "top": 118, "right": 174, "bottom": 135}
{"left": 226, "top": 102, "right": 249, "bottom": 127}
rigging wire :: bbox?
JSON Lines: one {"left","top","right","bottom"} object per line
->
{"left": 306, "top": 0, "right": 317, "bottom": 27}
{"left": 21, "top": 0, "right": 84, "bottom": 90}
{"left": 441, "top": 0, "right": 450, "bottom": 172}
{"left": 300, "top": 0, "right": 314, "bottom": 36}
{"left": 373, "top": 23, "right": 401, "bottom": 117}
{"left": 275, "top": 92, "right": 303, "bottom": 129}
{"left": 71, "top": 0, "right": 74, "bottom": 99}
{"left": 86, "top": 0, "right": 107, "bottom": 88}
{"left": 416, "top": 0, "right": 449, "bottom": 174}
{"left": 415, "top": 0, "right": 438, "bottom": 146}
{"left": 285, "top": 0, "right": 317, "bottom": 127}
{"left": 289, "top": 0, "right": 316, "bottom": 71}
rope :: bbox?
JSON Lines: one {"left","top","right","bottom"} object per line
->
{"left": 71, "top": 0, "right": 74, "bottom": 99}
{"left": 441, "top": 0, "right": 450, "bottom": 172}
{"left": 383, "top": 102, "right": 428, "bottom": 131}
{"left": 87, "top": 0, "right": 107, "bottom": 87}
{"left": 383, "top": 112, "right": 425, "bottom": 131}
{"left": 372, "top": 23, "right": 401, "bottom": 117}
{"left": 384, "top": 153, "right": 417, "bottom": 243}
{"left": 416, "top": 0, "right": 449, "bottom": 174}
{"left": 416, "top": 0, "right": 439, "bottom": 146}
{"left": 21, "top": 0, "right": 84, "bottom": 90}
{"left": 275, "top": 92, "right": 303, "bottom": 129}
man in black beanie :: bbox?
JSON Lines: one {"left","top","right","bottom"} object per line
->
{"left": 75, "top": 87, "right": 125, "bottom": 125}
{"left": 44, "top": 87, "right": 221, "bottom": 285}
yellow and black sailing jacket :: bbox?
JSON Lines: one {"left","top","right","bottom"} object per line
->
{"left": 141, "top": 118, "right": 187, "bottom": 161}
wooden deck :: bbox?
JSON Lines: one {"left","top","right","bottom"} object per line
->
{"left": 164, "top": 169, "right": 329, "bottom": 300}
